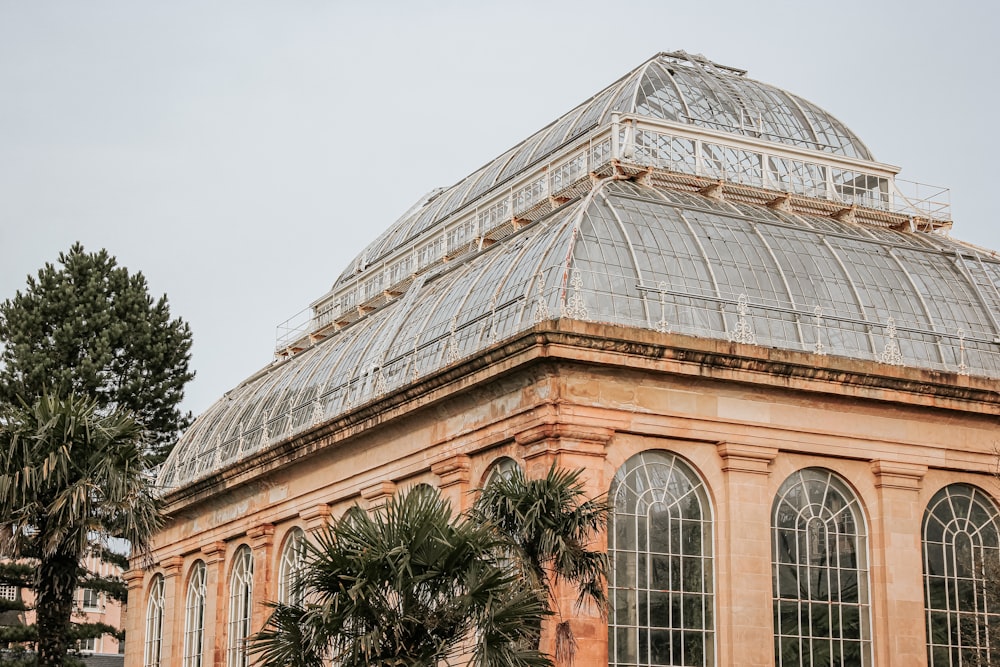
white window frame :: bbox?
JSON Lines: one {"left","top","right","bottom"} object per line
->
{"left": 183, "top": 560, "right": 207, "bottom": 667}
{"left": 143, "top": 575, "right": 165, "bottom": 667}
{"left": 227, "top": 546, "right": 254, "bottom": 667}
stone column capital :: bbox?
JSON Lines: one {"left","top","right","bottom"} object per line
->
{"left": 431, "top": 455, "right": 472, "bottom": 489}
{"left": 360, "top": 480, "right": 397, "bottom": 505}
{"left": 516, "top": 423, "right": 614, "bottom": 460}
{"left": 248, "top": 523, "right": 275, "bottom": 550}
{"left": 717, "top": 441, "right": 778, "bottom": 475}
{"left": 299, "top": 504, "right": 332, "bottom": 532}
{"left": 159, "top": 555, "right": 184, "bottom": 578}
{"left": 200, "top": 541, "right": 227, "bottom": 564}
{"left": 871, "top": 459, "right": 927, "bottom": 491}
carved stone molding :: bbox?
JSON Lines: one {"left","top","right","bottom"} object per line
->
{"left": 871, "top": 460, "right": 927, "bottom": 492}
{"left": 431, "top": 455, "right": 472, "bottom": 489}
{"left": 200, "top": 541, "right": 226, "bottom": 565}
{"left": 299, "top": 504, "right": 332, "bottom": 532}
{"left": 248, "top": 523, "right": 275, "bottom": 550}
{"left": 516, "top": 423, "right": 614, "bottom": 461}
{"left": 159, "top": 555, "right": 184, "bottom": 579}
{"left": 123, "top": 568, "right": 144, "bottom": 589}
{"left": 360, "top": 480, "right": 397, "bottom": 505}
{"left": 717, "top": 441, "right": 778, "bottom": 475}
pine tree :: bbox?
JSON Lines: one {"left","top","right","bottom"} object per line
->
{"left": 0, "top": 243, "right": 194, "bottom": 466}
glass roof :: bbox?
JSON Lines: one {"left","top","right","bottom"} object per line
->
{"left": 330, "top": 51, "right": 873, "bottom": 292}
{"left": 160, "top": 179, "right": 1000, "bottom": 490}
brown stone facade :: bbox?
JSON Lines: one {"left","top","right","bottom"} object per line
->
{"left": 127, "top": 320, "right": 1000, "bottom": 667}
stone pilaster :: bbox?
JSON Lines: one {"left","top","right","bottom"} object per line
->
{"left": 248, "top": 524, "right": 275, "bottom": 637}
{"left": 716, "top": 441, "right": 777, "bottom": 667}
{"left": 122, "top": 569, "right": 145, "bottom": 667}
{"left": 199, "top": 542, "right": 226, "bottom": 667}
{"left": 431, "top": 454, "right": 472, "bottom": 510}
{"left": 870, "top": 460, "right": 927, "bottom": 667}
{"left": 159, "top": 556, "right": 184, "bottom": 667}
{"left": 514, "top": 423, "right": 614, "bottom": 667}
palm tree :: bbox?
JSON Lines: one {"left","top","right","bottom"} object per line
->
{"left": 0, "top": 392, "right": 161, "bottom": 667}
{"left": 471, "top": 464, "right": 608, "bottom": 663}
{"left": 251, "top": 485, "right": 551, "bottom": 667}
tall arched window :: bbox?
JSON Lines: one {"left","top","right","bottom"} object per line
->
{"left": 227, "top": 545, "right": 254, "bottom": 667}
{"left": 484, "top": 456, "right": 520, "bottom": 486}
{"left": 923, "top": 484, "right": 1000, "bottom": 666}
{"left": 144, "top": 574, "right": 165, "bottom": 667}
{"left": 609, "top": 450, "right": 715, "bottom": 666}
{"left": 772, "top": 468, "right": 871, "bottom": 666}
{"left": 183, "top": 561, "right": 207, "bottom": 667}
{"left": 278, "top": 528, "right": 308, "bottom": 606}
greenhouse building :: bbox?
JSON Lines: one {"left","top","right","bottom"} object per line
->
{"left": 127, "top": 51, "right": 1000, "bottom": 667}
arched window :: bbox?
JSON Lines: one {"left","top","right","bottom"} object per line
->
{"left": 227, "top": 545, "right": 254, "bottom": 667}
{"left": 143, "top": 574, "right": 165, "bottom": 667}
{"left": 772, "top": 468, "right": 871, "bottom": 666}
{"left": 484, "top": 456, "right": 519, "bottom": 486}
{"left": 278, "top": 528, "right": 308, "bottom": 605}
{"left": 609, "top": 451, "right": 715, "bottom": 666}
{"left": 923, "top": 484, "right": 1000, "bottom": 666}
{"left": 183, "top": 561, "right": 207, "bottom": 667}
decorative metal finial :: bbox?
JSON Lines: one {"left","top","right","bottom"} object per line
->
{"left": 445, "top": 315, "right": 460, "bottom": 363}
{"left": 410, "top": 336, "right": 420, "bottom": 382}
{"left": 533, "top": 273, "right": 551, "bottom": 324}
{"left": 813, "top": 306, "right": 826, "bottom": 356}
{"left": 729, "top": 294, "right": 756, "bottom": 344}
{"left": 374, "top": 368, "right": 388, "bottom": 396}
{"left": 486, "top": 293, "right": 499, "bottom": 343}
{"left": 879, "top": 317, "right": 902, "bottom": 365}
{"left": 560, "top": 268, "right": 590, "bottom": 320}
{"left": 310, "top": 398, "right": 325, "bottom": 426}
{"left": 957, "top": 328, "right": 969, "bottom": 376}
{"left": 655, "top": 281, "right": 671, "bottom": 334}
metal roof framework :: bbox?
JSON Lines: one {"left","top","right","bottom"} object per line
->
{"left": 159, "top": 52, "right": 997, "bottom": 491}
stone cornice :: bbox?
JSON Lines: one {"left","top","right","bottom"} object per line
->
{"left": 161, "top": 320, "right": 998, "bottom": 515}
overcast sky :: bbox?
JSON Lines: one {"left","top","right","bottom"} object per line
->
{"left": 2, "top": 1, "right": 997, "bottom": 419}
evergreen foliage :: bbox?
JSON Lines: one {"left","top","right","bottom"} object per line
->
{"left": 471, "top": 464, "right": 608, "bottom": 663}
{"left": 0, "top": 243, "right": 194, "bottom": 465}
{"left": 253, "top": 468, "right": 607, "bottom": 667}
{"left": 251, "top": 485, "right": 551, "bottom": 667}
{"left": 0, "top": 392, "right": 161, "bottom": 667}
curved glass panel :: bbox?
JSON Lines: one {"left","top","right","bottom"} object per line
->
{"left": 772, "top": 468, "right": 871, "bottom": 666}
{"left": 161, "top": 178, "right": 1000, "bottom": 490}
{"left": 923, "top": 484, "right": 1000, "bottom": 666}
{"left": 278, "top": 528, "right": 308, "bottom": 606}
{"left": 183, "top": 561, "right": 207, "bottom": 667}
{"left": 227, "top": 546, "right": 253, "bottom": 667}
{"left": 144, "top": 574, "right": 165, "bottom": 667}
{"left": 609, "top": 450, "right": 715, "bottom": 667}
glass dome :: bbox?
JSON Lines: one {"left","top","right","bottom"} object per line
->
{"left": 331, "top": 51, "right": 873, "bottom": 291}
{"left": 158, "top": 53, "right": 997, "bottom": 491}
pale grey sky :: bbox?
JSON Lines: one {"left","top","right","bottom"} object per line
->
{"left": 2, "top": 1, "right": 997, "bottom": 418}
